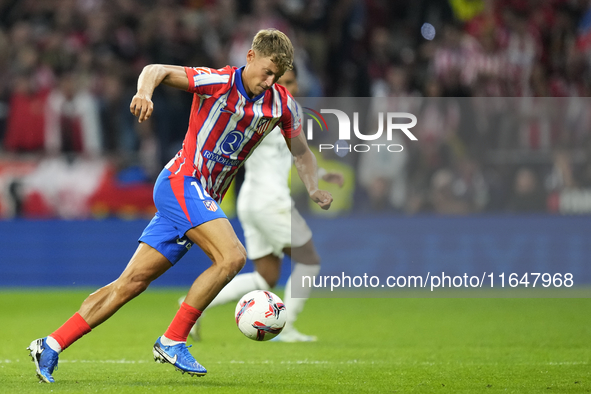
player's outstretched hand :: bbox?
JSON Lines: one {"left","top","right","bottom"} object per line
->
{"left": 311, "top": 190, "right": 333, "bottom": 210}
{"left": 322, "top": 172, "right": 345, "bottom": 188}
{"left": 130, "top": 93, "right": 154, "bottom": 123}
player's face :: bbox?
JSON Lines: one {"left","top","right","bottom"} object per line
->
{"left": 244, "top": 49, "right": 282, "bottom": 97}
{"left": 276, "top": 70, "right": 298, "bottom": 96}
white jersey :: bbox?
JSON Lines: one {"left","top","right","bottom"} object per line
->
{"left": 237, "top": 126, "right": 293, "bottom": 211}
{"left": 237, "top": 125, "right": 312, "bottom": 259}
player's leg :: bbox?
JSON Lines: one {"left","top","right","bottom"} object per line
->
{"left": 203, "top": 216, "right": 281, "bottom": 310}
{"left": 154, "top": 218, "right": 246, "bottom": 375}
{"left": 28, "top": 242, "right": 172, "bottom": 383}
{"left": 230, "top": 204, "right": 320, "bottom": 342}
{"left": 277, "top": 239, "right": 320, "bottom": 342}
{"left": 274, "top": 204, "right": 320, "bottom": 342}
{"left": 180, "top": 260, "right": 271, "bottom": 342}
{"left": 183, "top": 218, "right": 247, "bottom": 310}
{"left": 204, "top": 253, "right": 276, "bottom": 309}
{"left": 182, "top": 208, "right": 279, "bottom": 317}
{"left": 78, "top": 242, "right": 172, "bottom": 327}
{"left": 180, "top": 265, "right": 271, "bottom": 343}
{"left": 180, "top": 226, "right": 277, "bottom": 341}
{"left": 252, "top": 253, "right": 282, "bottom": 288}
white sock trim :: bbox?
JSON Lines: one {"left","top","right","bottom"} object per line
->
{"left": 284, "top": 263, "right": 320, "bottom": 328}
{"left": 46, "top": 336, "right": 62, "bottom": 353}
{"left": 160, "top": 335, "right": 184, "bottom": 346}
{"left": 288, "top": 263, "right": 321, "bottom": 298}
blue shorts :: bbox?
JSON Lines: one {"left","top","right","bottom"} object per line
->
{"left": 139, "top": 168, "right": 227, "bottom": 265}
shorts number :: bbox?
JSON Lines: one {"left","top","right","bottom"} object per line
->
{"left": 191, "top": 181, "right": 211, "bottom": 200}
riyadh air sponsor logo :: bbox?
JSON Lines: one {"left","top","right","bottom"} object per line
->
{"left": 220, "top": 130, "right": 244, "bottom": 155}
{"left": 303, "top": 107, "right": 417, "bottom": 154}
{"left": 203, "top": 150, "right": 241, "bottom": 166}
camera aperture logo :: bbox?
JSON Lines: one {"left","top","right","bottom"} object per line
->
{"left": 303, "top": 107, "right": 417, "bottom": 156}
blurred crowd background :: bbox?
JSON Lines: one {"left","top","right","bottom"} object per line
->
{"left": 1, "top": 0, "right": 591, "bottom": 219}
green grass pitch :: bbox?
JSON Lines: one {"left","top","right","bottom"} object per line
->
{"left": 1, "top": 289, "right": 590, "bottom": 393}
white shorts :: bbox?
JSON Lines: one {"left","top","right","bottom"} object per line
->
{"left": 237, "top": 205, "right": 312, "bottom": 260}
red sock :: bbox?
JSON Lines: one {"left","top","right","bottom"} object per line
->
{"left": 50, "top": 312, "right": 92, "bottom": 350}
{"left": 163, "top": 302, "right": 202, "bottom": 342}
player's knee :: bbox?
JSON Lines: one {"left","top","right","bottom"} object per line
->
{"left": 219, "top": 250, "right": 247, "bottom": 281}
{"left": 115, "top": 275, "right": 151, "bottom": 301}
{"left": 129, "top": 279, "right": 150, "bottom": 297}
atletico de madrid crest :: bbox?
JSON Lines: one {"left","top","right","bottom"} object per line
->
{"left": 256, "top": 117, "right": 274, "bottom": 135}
{"left": 203, "top": 200, "right": 218, "bottom": 212}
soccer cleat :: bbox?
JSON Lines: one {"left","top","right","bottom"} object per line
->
{"left": 271, "top": 328, "right": 318, "bottom": 343}
{"left": 153, "top": 337, "right": 206, "bottom": 377}
{"left": 27, "top": 338, "right": 59, "bottom": 383}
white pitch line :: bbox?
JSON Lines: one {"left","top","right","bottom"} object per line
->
{"left": 2, "top": 359, "right": 588, "bottom": 366}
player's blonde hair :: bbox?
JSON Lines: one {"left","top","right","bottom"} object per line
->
{"left": 251, "top": 28, "right": 294, "bottom": 75}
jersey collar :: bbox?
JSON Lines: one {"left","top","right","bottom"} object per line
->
{"left": 236, "top": 66, "right": 267, "bottom": 102}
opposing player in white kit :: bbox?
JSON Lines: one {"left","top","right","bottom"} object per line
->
{"left": 188, "top": 68, "right": 343, "bottom": 342}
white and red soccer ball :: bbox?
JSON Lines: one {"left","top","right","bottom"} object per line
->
{"left": 235, "top": 290, "right": 287, "bottom": 341}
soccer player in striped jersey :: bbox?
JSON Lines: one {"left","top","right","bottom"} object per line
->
{"left": 186, "top": 67, "right": 343, "bottom": 342}
{"left": 28, "top": 29, "right": 332, "bottom": 383}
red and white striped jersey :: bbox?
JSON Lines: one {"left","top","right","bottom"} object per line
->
{"left": 165, "top": 65, "right": 301, "bottom": 203}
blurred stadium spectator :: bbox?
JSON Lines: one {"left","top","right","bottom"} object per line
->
{"left": 507, "top": 166, "right": 547, "bottom": 212}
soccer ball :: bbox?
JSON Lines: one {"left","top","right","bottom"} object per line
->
{"left": 235, "top": 290, "right": 287, "bottom": 341}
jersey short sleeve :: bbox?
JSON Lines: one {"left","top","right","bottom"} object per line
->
{"left": 279, "top": 91, "right": 302, "bottom": 139}
{"left": 184, "top": 66, "right": 233, "bottom": 97}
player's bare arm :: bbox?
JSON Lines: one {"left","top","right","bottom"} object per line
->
{"left": 321, "top": 171, "right": 345, "bottom": 188}
{"left": 286, "top": 132, "right": 333, "bottom": 210}
{"left": 130, "top": 64, "right": 189, "bottom": 123}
